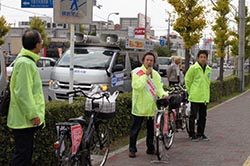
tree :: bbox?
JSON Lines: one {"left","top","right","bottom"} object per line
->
{"left": 211, "top": 0, "right": 230, "bottom": 82}
{"left": 0, "top": 16, "right": 11, "bottom": 46}
{"left": 155, "top": 45, "right": 171, "bottom": 57}
{"left": 167, "top": 0, "right": 206, "bottom": 72}
{"left": 29, "top": 16, "right": 49, "bottom": 47}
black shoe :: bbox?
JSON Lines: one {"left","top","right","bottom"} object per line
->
{"left": 199, "top": 135, "right": 209, "bottom": 141}
{"left": 146, "top": 149, "right": 155, "bottom": 155}
{"left": 129, "top": 152, "right": 136, "bottom": 158}
{"left": 191, "top": 135, "right": 199, "bottom": 142}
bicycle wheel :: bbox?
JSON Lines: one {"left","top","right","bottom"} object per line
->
{"left": 89, "top": 121, "right": 110, "bottom": 166}
{"left": 185, "top": 115, "right": 191, "bottom": 137}
{"left": 57, "top": 131, "right": 74, "bottom": 166}
{"left": 180, "top": 106, "right": 187, "bottom": 130}
{"left": 155, "top": 113, "right": 165, "bottom": 160}
{"left": 164, "top": 111, "right": 175, "bottom": 150}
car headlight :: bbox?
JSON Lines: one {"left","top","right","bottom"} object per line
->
{"left": 100, "top": 84, "right": 108, "bottom": 91}
{"left": 49, "top": 80, "right": 59, "bottom": 89}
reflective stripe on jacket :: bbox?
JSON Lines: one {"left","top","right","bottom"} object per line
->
{"left": 7, "top": 48, "right": 45, "bottom": 129}
{"left": 184, "top": 62, "right": 212, "bottom": 103}
{"left": 131, "top": 65, "right": 167, "bottom": 117}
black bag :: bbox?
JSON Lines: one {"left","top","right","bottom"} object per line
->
{"left": 0, "top": 81, "right": 10, "bottom": 116}
{"left": 169, "top": 94, "right": 182, "bottom": 109}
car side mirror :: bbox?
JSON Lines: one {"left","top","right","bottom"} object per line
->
{"left": 50, "top": 61, "right": 55, "bottom": 66}
{"left": 112, "top": 64, "right": 124, "bottom": 72}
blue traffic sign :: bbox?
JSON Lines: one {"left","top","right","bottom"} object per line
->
{"left": 21, "top": 0, "right": 53, "bottom": 8}
{"left": 159, "top": 39, "right": 165, "bottom": 46}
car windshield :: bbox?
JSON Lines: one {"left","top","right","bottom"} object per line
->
{"left": 57, "top": 48, "right": 114, "bottom": 69}
{"left": 158, "top": 57, "right": 171, "bottom": 65}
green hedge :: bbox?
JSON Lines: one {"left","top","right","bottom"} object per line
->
{"left": 0, "top": 93, "right": 133, "bottom": 165}
{"left": 1, "top": 74, "right": 250, "bottom": 165}
{"left": 210, "top": 73, "right": 250, "bottom": 102}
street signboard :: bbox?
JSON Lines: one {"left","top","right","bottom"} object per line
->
{"left": 21, "top": 0, "right": 53, "bottom": 8}
{"left": 125, "top": 38, "right": 153, "bottom": 50}
{"left": 159, "top": 39, "right": 165, "bottom": 46}
{"left": 54, "top": 0, "right": 93, "bottom": 24}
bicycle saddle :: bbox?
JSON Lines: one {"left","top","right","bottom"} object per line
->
{"left": 68, "top": 116, "right": 87, "bottom": 126}
{"left": 156, "top": 98, "right": 169, "bottom": 108}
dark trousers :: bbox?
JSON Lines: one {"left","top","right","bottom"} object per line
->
{"left": 11, "top": 127, "right": 38, "bottom": 166}
{"left": 129, "top": 115, "right": 154, "bottom": 153}
{"left": 189, "top": 102, "right": 207, "bottom": 137}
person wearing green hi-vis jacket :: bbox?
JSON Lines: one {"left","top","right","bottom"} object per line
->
{"left": 185, "top": 50, "right": 212, "bottom": 142}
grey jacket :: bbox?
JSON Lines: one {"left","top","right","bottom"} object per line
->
{"left": 167, "top": 63, "right": 180, "bottom": 82}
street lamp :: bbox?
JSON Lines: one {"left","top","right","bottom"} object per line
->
{"left": 107, "top": 12, "right": 119, "bottom": 30}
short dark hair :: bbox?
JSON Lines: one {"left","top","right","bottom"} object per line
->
{"left": 197, "top": 50, "right": 208, "bottom": 58}
{"left": 142, "top": 52, "right": 155, "bottom": 63}
{"left": 22, "top": 30, "right": 42, "bottom": 50}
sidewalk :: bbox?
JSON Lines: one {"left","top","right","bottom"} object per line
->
{"left": 106, "top": 90, "right": 250, "bottom": 166}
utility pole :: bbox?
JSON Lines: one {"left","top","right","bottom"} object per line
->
{"left": 238, "top": 0, "right": 245, "bottom": 92}
{"left": 167, "top": 12, "right": 171, "bottom": 51}
{"left": 144, "top": 0, "right": 147, "bottom": 39}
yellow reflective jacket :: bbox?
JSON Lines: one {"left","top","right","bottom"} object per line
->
{"left": 7, "top": 48, "right": 45, "bottom": 129}
{"left": 131, "top": 65, "right": 167, "bottom": 117}
{"left": 185, "top": 62, "right": 212, "bottom": 103}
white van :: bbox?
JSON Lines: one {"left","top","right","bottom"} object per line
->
{"left": 48, "top": 35, "right": 158, "bottom": 101}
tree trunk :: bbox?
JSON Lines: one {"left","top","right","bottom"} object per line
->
{"left": 184, "top": 48, "right": 190, "bottom": 74}
{"left": 218, "top": 57, "right": 224, "bottom": 82}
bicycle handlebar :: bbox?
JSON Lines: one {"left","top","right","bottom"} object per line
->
{"left": 66, "top": 88, "right": 110, "bottom": 101}
{"left": 167, "top": 84, "right": 186, "bottom": 94}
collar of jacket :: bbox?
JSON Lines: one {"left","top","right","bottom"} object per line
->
{"left": 17, "top": 48, "right": 41, "bottom": 62}
{"left": 194, "top": 62, "right": 211, "bottom": 70}
{"left": 142, "top": 64, "right": 147, "bottom": 71}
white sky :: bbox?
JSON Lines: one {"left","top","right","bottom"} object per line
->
{"left": 0, "top": 0, "right": 249, "bottom": 37}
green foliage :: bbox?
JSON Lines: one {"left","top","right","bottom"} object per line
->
{"left": 210, "top": 74, "right": 250, "bottom": 102}
{"left": 211, "top": 0, "right": 230, "bottom": 58}
{"left": 0, "top": 16, "right": 11, "bottom": 46}
{"left": 167, "top": 0, "right": 206, "bottom": 49}
{"left": 29, "top": 17, "right": 49, "bottom": 47}
{"left": 155, "top": 45, "right": 171, "bottom": 57}
{"left": 167, "top": 0, "right": 206, "bottom": 71}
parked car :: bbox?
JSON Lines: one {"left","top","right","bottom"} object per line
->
{"left": 212, "top": 63, "right": 218, "bottom": 68}
{"left": 7, "top": 57, "right": 56, "bottom": 85}
{"left": 158, "top": 57, "right": 172, "bottom": 76}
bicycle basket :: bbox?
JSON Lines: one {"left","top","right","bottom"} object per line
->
{"left": 85, "top": 91, "right": 119, "bottom": 119}
{"left": 169, "top": 94, "right": 182, "bottom": 109}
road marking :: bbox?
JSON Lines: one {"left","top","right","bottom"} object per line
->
{"left": 243, "top": 155, "right": 250, "bottom": 166}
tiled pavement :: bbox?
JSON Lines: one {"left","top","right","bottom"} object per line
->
{"left": 106, "top": 90, "right": 250, "bottom": 166}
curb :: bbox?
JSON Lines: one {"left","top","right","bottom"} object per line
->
{"left": 108, "top": 137, "right": 146, "bottom": 159}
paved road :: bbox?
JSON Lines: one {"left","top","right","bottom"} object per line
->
{"left": 106, "top": 90, "right": 250, "bottom": 166}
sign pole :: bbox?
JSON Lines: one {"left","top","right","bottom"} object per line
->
{"left": 69, "top": 24, "right": 75, "bottom": 104}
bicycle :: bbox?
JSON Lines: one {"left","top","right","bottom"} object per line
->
{"left": 154, "top": 96, "right": 177, "bottom": 161}
{"left": 168, "top": 84, "right": 190, "bottom": 135}
{"left": 54, "top": 87, "right": 119, "bottom": 166}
